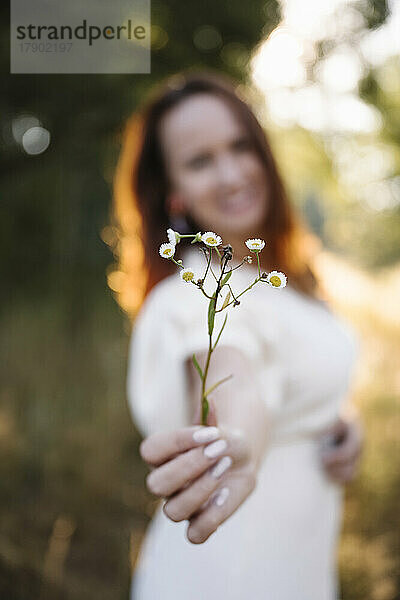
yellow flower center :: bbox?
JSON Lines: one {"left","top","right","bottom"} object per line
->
{"left": 164, "top": 248, "right": 172, "bottom": 255}
{"left": 253, "top": 241, "right": 260, "bottom": 246}
{"left": 269, "top": 275, "right": 281, "bottom": 287}
{"left": 183, "top": 271, "right": 194, "bottom": 281}
{"left": 206, "top": 236, "right": 216, "bottom": 245}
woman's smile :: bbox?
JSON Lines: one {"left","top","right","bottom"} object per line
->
{"left": 218, "top": 188, "right": 262, "bottom": 214}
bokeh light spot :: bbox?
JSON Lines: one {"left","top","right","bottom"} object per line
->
{"left": 193, "top": 25, "right": 222, "bottom": 52}
{"left": 22, "top": 126, "right": 51, "bottom": 155}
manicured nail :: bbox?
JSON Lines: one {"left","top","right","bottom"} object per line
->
{"left": 214, "top": 486, "right": 230, "bottom": 506}
{"left": 210, "top": 455, "right": 232, "bottom": 478}
{"left": 193, "top": 426, "right": 220, "bottom": 443}
{"left": 204, "top": 438, "right": 227, "bottom": 458}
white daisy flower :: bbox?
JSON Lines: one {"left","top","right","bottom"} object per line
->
{"left": 266, "top": 270, "right": 287, "bottom": 288}
{"left": 180, "top": 267, "right": 197, "bottom": 283}
{"left": 245, "top": 238, "right": 265, "bottom": 252}
{"left": 159, "top": 242, "right": 175, "bottom": 259}
{"left": 201, "top": 231, "right": 222, "bottom": 247}
{"left": 167, "top": 228, "right": 180, "bottom": 245}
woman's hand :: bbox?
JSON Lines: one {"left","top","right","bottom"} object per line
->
{"left": 139, "top": 406, "right": 257, "bottom": 544}
{"left": 318, "top": 413, "right": 364, "bottom": 484}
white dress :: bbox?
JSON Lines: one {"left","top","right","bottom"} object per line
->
{"left": 127, "top": 245, "right": 360, "bottom": 600}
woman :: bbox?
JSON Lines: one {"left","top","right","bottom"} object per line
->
{"left": 113, "top": 70, "right": 364, "bottom": 600}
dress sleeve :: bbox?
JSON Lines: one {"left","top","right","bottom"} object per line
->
{"left": 126, "top": 283, "right": 192, "bottom": 439}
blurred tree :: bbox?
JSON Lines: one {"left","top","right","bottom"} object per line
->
{"left": 0, "top": 0, "right": 282, "bottom": 308}
{"left": 332, "top": 53, "right": 400, "bottom": 268}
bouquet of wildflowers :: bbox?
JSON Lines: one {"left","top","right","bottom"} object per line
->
{"left": 159, "top": 229, "right": 287, "bottom": 425}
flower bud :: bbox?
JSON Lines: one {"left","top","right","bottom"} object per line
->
{"left": 222, "top": 244, "right": 233, "bottom": 260}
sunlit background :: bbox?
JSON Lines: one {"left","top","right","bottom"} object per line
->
{"left": 251, "top": 0, "right": 400, "bottom": 212}
{"left": 1, "top": 0, "right": 399, "bottom": 598}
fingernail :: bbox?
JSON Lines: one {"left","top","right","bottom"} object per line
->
{"left": 210, "top": 455, "right": 232, "bottom": 478}
{"left": 204, "top": 438, "right": 227, "bottom": 458}
{"left": 193, "top": 426, "right": 220, "bottom": 443}
{"left": 214, "top": 486, "right": 230, "bottom": 506}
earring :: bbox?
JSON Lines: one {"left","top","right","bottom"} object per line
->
{"left": 167, "top": 192, "right": 192, "bottom": 234}
{"left": 169, "top": 213, "right": 191, "bottom": 234}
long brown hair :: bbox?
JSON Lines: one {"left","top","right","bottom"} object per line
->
{"left": 111, "top": 69, "right": 324, "bottom": 318}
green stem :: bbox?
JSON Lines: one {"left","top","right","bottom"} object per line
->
{"left": 197, "top": 286, "right": 214, "bottom": 300}
{"left": 198, "top": 248, "right": 230, "bottom": 424}
{"left": 229, "top": 259, "right": 247, "bottom": 271}
{"left": 256, "top": 252, "right": 261, "bottom": 276}
{"left": 212, "top": 312, "right": 228, "bottom": 350}
{"left": 171, "top": 257, "right": 183, "bottom": 268}
{"left": 209, "top": 266, "right": 219, "bottom": 283}
{"left": 203, "top": 247, "right": 212, "bottom": 282}
{"left": 201, "top": 331, "right": 214, "bottom": 425}
{"left": 204, "top": 374, "right": 233, "bottom": 396}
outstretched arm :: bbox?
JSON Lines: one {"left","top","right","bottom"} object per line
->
{"left": 139, "top": 345, "right": 271, "bottom": 544}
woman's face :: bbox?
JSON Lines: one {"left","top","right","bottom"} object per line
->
{"left": 159, "top": 93, "right": 270, "bottom": 242}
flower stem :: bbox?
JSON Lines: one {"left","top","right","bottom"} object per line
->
{"left": 203, "top": 247, "right": 212, "bottom": 282}
{"left": 201, "top": 331, "right": 214, "bottom": 425}
{"left": 256, "top": 252, "right": 261, "bottom": 276}
{"left": 204, "top": 374, "right": 233, "bottom": 397}
{"left": 199, "top": 256, "right": 228, "bottom": 424}
{"left": 171, "top": 257, "right": 183, "bottom": 268}
{"left": 197, "top": 286, "right": 214, "bottom": 300}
